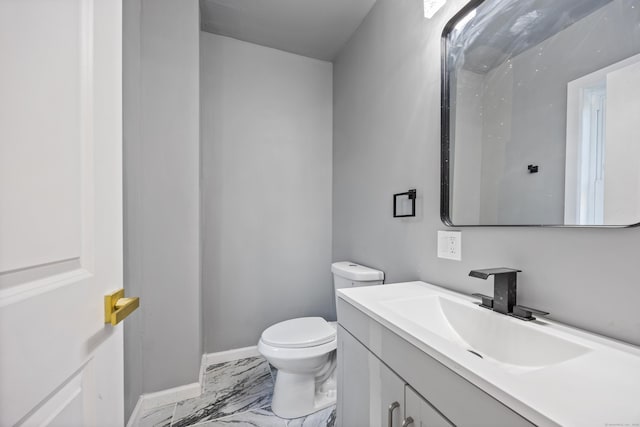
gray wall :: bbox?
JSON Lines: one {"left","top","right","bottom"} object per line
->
{"left": 201, "top": 33, "right": 334, "bottom": 352}
{"left": 333, "top": 0, "right": 640, "bottom": 346}
{"left": 123, "top": 0, "right": 202, "bottom": 419}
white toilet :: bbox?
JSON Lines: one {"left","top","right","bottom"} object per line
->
{"left": 258, "top": 261, "right": 384, "bottom": 419}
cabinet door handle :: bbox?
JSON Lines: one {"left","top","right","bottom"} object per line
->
{"left": 388, "top": 401, "right": 400, "bottom": 427}
{"left": 401, "top": 417, "right": 414, "bottom": 427}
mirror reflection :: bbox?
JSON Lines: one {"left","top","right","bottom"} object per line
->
{"left": 442, "top": 0, "right": 640, "bottom": 226}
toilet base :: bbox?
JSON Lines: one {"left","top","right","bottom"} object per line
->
{"left": 270, "top": 370, "right": 336, "bottom": 419}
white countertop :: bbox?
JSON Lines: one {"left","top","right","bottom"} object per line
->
{"left": 337, "top": 281, "right": 640, "bottom": 427}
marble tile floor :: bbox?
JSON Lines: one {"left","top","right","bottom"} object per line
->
{"left": 134, "top": 356, "right": 336, "bottom": 427}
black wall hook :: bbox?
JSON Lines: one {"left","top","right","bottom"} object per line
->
{"left": 528, "top": 164, "right": 539, "bottom": 173}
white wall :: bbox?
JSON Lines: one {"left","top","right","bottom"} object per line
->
{"left": 333, "top": 0, "right": 640, "bottom": 346}
{"left": 200, "top": 33, "right": 334, "bottom": 352}
{"left": 123, "top": 0, "right": 201, "bottom": 418}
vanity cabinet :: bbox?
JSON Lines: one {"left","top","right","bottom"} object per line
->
{"left": 337, "top": 324, "right": 453, "bottom": 427}
{"left": 337, "top": 298, "right": 535, "bottom": 427}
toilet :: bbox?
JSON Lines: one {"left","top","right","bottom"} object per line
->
{"left": 258, "top": 261, "right": 384, "bottom": 419}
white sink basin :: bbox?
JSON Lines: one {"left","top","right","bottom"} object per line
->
{"left": 381, "top": 295, "right": 591, "bottom": 368}
{"left": 337, "top": 281, "right": 640, "bottom": 427}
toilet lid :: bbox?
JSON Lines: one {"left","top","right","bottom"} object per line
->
{"left": 261, "top": 317, "right": 336, "bottom": 348}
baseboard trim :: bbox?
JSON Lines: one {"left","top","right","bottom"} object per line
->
{"left": 125, "top": 398, "right": 143, "bottom": 427}
{"left": 128, "top": 347, "right": 259, "bottom": 426}
{"left": 203, "top": 346, "right": 260, "bottom": 367}
{"left": 127, "top": 381, "right": 201, "bottom": 426}
{"left": 141, "top": 382, "right": 201, "bottom": 411}
{"left": 199, "top": 353, "right": 207, "bottom": 385}
{"left": 126, "top": 383, "right": 200, "bottom": 427}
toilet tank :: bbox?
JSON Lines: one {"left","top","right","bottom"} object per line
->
{"left": 331, "top": 261, "right": 384, "bottom": 292}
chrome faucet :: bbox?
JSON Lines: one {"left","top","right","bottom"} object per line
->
{"left": 469, "top": 268, "right": 549, "bottom": 321}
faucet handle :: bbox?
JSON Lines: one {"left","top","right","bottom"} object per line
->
{"left": 471, "top": 293, "right": 494, "bottom": 310}
{"left": 469, "top": 268, "right": 521, "bottom": 279}
{"left": 511, "top": 305, "right": 549, "bottom": 321}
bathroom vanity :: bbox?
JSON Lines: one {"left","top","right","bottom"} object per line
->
{"left": 336, "top": 282, "right": 640, "bottom": 427}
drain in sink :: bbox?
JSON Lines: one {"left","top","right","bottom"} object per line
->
{"left": 467, "top": 349, "right": 483, "bottom": 359}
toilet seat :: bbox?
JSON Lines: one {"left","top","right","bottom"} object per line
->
{"left": 261, "top": 317, "right": 335, "bottom": 348}
{"left": 258, "top": 337, "right": 336, "bottom": 363}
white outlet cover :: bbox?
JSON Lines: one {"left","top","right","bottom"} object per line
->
{"left": 438, "top": 230, "right": 462, "bottom": 261}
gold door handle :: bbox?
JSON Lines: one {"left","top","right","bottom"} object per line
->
{"left": 104, "top": 289, "right": 140, "bottom": 326}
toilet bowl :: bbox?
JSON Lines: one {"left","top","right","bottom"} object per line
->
{"left": 258, "top": 262, "right": 384, "bottom": 419}
{"left": 258, "top": 317, "right": 337, "bottom": 419}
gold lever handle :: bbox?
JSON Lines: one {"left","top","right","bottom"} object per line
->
{"left": 104, "top": 289, "right": 140, "bottom": 326}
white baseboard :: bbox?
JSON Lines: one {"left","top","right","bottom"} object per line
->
{"left": 126, "top": 382, "right": 201, "bottom": 426}
{"left": 140, "top": 382, "right": 201, "bottom": 411}
{"left": 125, "top": 398, "right": 143, "bottom": 427}
{"left": 128, "top": 346, "right": 259, "bottom": 426}
{"left": 199, "top": 353, "right": 207, "bottom": 385}
{"left": 203, "top": 346, "right": 260, "bottom": 367}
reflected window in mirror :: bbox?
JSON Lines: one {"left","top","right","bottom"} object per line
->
{"left": 441, "top": 0, "right": 640, "bottom": 227}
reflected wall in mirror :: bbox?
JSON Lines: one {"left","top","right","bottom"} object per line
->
{"left": 442, "top": 0, "right": 640, "bottom": 226}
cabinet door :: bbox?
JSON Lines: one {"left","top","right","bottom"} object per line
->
{"left": 337, "top": 325, "right": 405, "bottom": 427}
{"left": 405, "top": 386, "right": 455, "bottom": 427}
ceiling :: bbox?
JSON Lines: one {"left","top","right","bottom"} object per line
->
{"left": 200, "top": 0, "right": 377, "bottom": 61}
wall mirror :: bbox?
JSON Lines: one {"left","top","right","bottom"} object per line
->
{"left": 441, "top": 0, "right": 640, "bottom": 226}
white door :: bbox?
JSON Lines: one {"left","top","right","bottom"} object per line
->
{"left": 0, "top": 0, "right": 125, "bottom": 426}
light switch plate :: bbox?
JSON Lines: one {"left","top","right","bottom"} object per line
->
{"left": 438, "top": 230, "right": 462, "bottom": 261}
